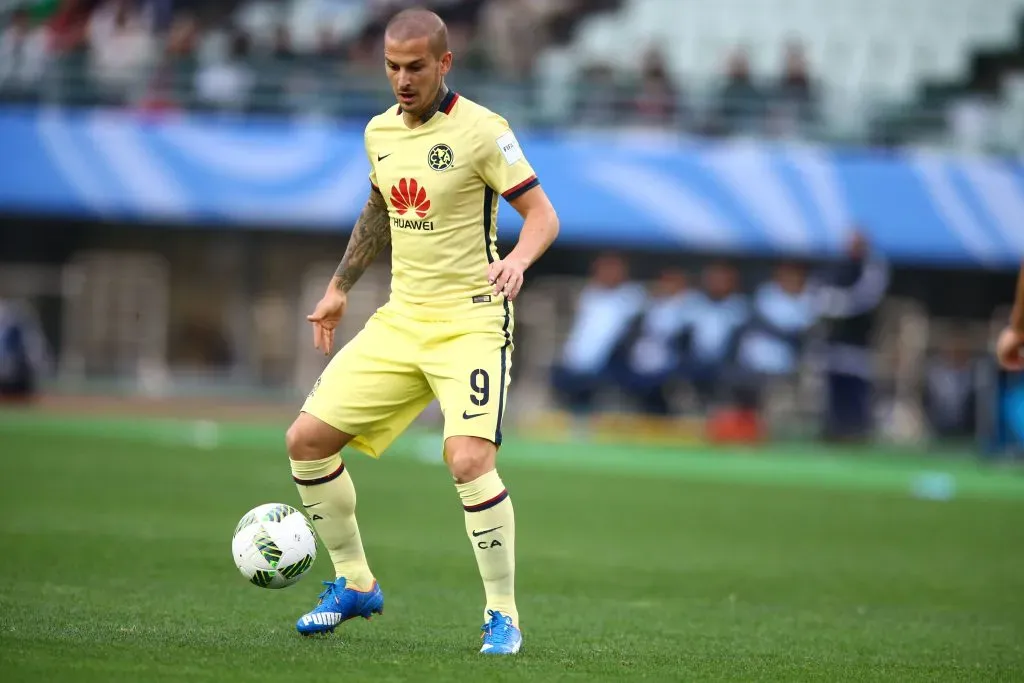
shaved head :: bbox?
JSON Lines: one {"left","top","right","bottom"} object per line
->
{"left": 385, "top": 8, "right": 448, "bottom": 57}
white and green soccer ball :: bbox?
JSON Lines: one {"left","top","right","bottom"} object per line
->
{"left": 232, "top": 503, "right": 318, "bottom": 589}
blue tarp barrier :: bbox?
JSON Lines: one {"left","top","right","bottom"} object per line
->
{"left": 1, "top": 108, "right": 1022, "bottom": 266}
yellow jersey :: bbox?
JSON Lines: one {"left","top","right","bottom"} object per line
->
{"left": 364, "top": 90, "right": 539, "bottom": 320}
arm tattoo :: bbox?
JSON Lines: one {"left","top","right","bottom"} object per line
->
{"left": 333, "top": 188, "right": 390, "bottom": 292}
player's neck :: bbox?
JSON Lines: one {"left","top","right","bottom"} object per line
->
{"left": 402, "top": 83, "right": 449, "bottom": 129}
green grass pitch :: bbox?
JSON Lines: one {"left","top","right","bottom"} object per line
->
{"left": 1, "top": 412, "right": 1023, "bottom": 682}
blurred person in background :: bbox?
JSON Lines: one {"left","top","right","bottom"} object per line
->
{"left": 87, "top": 0, "right": 156, "bottom": 105}
{"left": 628, "top": 46, "right": 682, "bottom": 129}
{"left": 995, "top": 263, "right": 1024, "bottom": 372}
{"left": 711, "top": 47, "right": 766, "bottom": 137}
{"left": 0, "top": 9, "right": 50, "bottom": 102}
{"left": 815, "top": 230, "right": 891, "bottom": 443}
{"left": 729, "top": 260, "right": 817, "bottom": 404}
{"left": 681, "top": 261, "right": 749, "bottom": 407}
{"left": 195, "top": 31, "right": 254, "bottom": 112}
{"left": 0, "top": 298, "right": 49, "bottom": 403}
{"left": 573, "top": 62, "right": 621, "bottom": 127}
{"left": 616, "top": 268, "right": 698, "bottom": 415}
{"left": 922, "top": 332, "right": 978, "bottom": 440}
{"left": 550, "top": 253, "right": 646, "bottom": 415}
{"left": 478, "top": 0, "right": 547, "bottom": 82}
{"left": 767, "top": 41, "right": 818, "bottom": 138}
{"left": 46, "top": 0, "right": 97, "bottom": 55}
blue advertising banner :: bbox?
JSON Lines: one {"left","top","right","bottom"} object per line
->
{"left": 1, "top": 108, "right": 1022, "bottom": 267}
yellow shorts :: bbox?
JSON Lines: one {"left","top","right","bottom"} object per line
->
{"left": 301, "top": 303, "right": 514, "bottom": 458}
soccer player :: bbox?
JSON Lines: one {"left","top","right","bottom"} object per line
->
{"left": 996, "top": 262, "right": 1024, "bottom": 372}
{"left": 284, "top": 8, "right": 559, "bottom": 655}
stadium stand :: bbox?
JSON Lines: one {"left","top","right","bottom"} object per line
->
{"left": 537, "top": 0, "right": 1024, "bottom": 147}
{"left": 2, "top": 0, "right": 1023, "bottom": 149}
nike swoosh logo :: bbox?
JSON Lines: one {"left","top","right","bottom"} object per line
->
{"left": 463, "top": 411, "right": 488, "bottom": 420}
{"left": 377, "top": 153, "right": 392, "bottom": 161}
{"left": 302, "top": 502, "right": 322, "bottom": 508}
{"left": 472, "top": 526, "right": 502, "bottom": 537}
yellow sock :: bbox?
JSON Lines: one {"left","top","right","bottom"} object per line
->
{"left": 290, "top": 455, "right": 375, "bottom": 591}
{"left": 456, "top": 470, "right": 518, "bottom": 627}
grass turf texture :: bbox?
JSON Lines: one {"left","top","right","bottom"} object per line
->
{"left": 1, "top": 413, "right": 1023, "bottom": 681}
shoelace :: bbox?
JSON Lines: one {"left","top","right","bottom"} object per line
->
{"left": 316, "top": 580, "right": 340, "bottom": 605}
{"left": 481, "top": 609, "right": 514, "bottom": 643}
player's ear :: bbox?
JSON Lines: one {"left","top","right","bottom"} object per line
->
{"left": 439, "top": 50, "right": 453, "bottom": 75}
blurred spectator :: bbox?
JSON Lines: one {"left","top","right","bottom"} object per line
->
{"left": 711, "top": 48, "right": 765, "bottom": 136}
{"left": 724, "top": 261, "right": 817, "bottom": 419}
{"left": 87, "top": 0, "right": 156, "bottom": 105}
{"left": 617, "top": 268, "right": 699, "bottom": 415}
{"left": 88, "top": 0, "right": 154, "bottom": 40}
{"left": 165, "top": 12, "right": 198, "bottom": 57}
{"left": 315, "top": 25, "right": 342, "bottom": 59}
{"left": 628, "top": 47, "right": 682, "bottom": 129}
{"left": 550, "top": 253, "right": 646, "bottom": 414}
{"left": 684, "top": 261, "right": 749, "bottom": 406}
{"left": 0, "top": 298, "right": 49, "bottom": 403}
{"left": 444, "top": 19, "right": 489, "bottom": 73}
{"left": 272, "top": 23, "right": 294, "bottom": 60}
{"left": 0, "top": 9, "right": 50, "bottom": 101}
{"left": 766, "top": 41, "right": 817, "bottom": 137}
{"left": 47, "top": 0, "right": 96, "bottom": 55}
{"left": 575, "top": 63, "right": 621, "bottom": 127}
{"left": 478, "top": 0, "right": 547, "bottom": 81}
{"left": 734, "top": 262, "right": 817, "bottom": 378}
{"left": 814, "top": 231, "right": 891, "bottom": 443}
{"left": 922, "top": 334, "right": 978, "bottom": 439}
{"left": 345, "top": 30, "right": 380, "bottom": 71}
{"left": 195, "top": 31, "right": 254, "bottom": 112}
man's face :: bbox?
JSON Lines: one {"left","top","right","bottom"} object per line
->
{"left": 703, "top": 264, "right": 736, "bottom": 298}
{"left": 655, "top": 269, "right": 688, "bottom": 297}
{"left": 384, "top": 35, "right": 451, "bottom": 116}
{"left": 776, "top": 264, "right": 806, "bottom": 294}
{"left": 592, "top": 256, "right": 627, "bottom": 287}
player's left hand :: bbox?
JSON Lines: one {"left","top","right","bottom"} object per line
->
{"left": 488, "top": 257, "right": 527, "bottom": 301}
{"left": 996, "top": 327, "right": 1024, "bottom": 371}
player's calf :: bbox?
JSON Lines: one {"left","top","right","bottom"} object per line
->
{"left": 288, "top": 412, "right": 377, "bottom": 620}
{"left": 447, "top": 437, "right": 520, "bottom": 638}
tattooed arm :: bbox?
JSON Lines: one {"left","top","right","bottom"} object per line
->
{"left": 307, "top": 187, "right": 390, "bottom": 354}
{"left": 332, "top": 187, "right": 391, "bottom": 292}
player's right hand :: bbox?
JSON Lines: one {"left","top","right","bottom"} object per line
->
{"left": 996, "top": 327, "right": 1024, "bottom": 371}
{"left": 307, "top": 288, "right": 348, "bottom": 356}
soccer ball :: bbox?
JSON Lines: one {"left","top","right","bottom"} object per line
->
{"left": 232, "top": 503, "right": 318, "bottom": 589}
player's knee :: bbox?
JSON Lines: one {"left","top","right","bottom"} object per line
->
{"left": 285, "top": 422, "right": 312, "bottom": 461}
{"left": 286, "top": 414, "right": 350, "bottom": 462}
{"left": 445, "top": 436, "right": 497, "bottom": 483}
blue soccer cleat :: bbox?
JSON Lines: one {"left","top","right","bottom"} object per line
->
{"left": 295, "top": 577, "right": 384, "bottom": 636}
{"left": 479, "top": 609, "right": 522, "bottom": 654}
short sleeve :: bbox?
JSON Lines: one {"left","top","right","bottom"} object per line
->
{"left": 474, "top": 114, "right": 539, "bottom": 202}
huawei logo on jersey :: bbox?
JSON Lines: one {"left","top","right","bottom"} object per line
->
{"left": 391, "top": 178, "right": 431, "bottom": 218}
